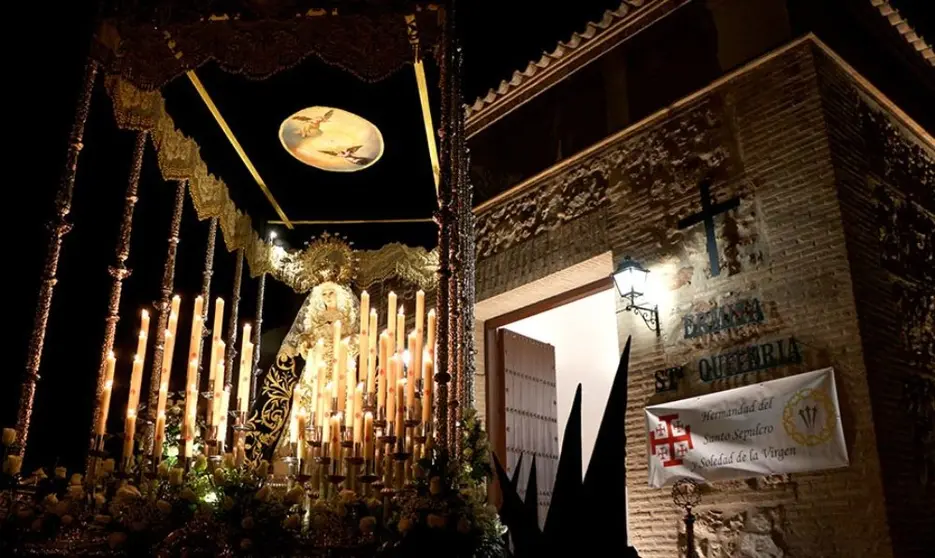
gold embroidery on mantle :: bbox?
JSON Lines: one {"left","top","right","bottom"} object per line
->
{"left": 244, "top": 353, "right": 298, "bottom": 466}
{"left": 104, "top": 76, "right": 438, "bottom": 293}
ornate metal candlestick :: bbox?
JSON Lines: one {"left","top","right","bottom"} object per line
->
{"left": 672, "top": 479, "right": 702, "bottom": 558}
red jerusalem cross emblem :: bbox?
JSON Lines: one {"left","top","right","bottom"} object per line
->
{"left": 650, "top": 414, "right": 694, "bottom": 467}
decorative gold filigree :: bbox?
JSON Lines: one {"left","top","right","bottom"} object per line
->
{"left": 105, "top": 75, "right": 276, "bottom": 279}
{"left": 272, "top": 233, "right": 357, "bottom": 293}
{"left": 357, "top": 242, "right": 439, "bottom": 291}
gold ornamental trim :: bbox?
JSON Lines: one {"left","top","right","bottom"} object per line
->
{"left": 104, "top": 75, "right": 438, "bottom": 292}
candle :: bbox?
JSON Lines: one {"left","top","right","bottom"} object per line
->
{"left": 218, "top": 386, "right": 231, "bottom": 450}
{"left": 296, "top": 408, "right": 307, "bottom": 454}
{"left": 137, "top": 309, "right": 150, "bottom": 358}
{"left": 211, "top": 298, "right": 224, "bottom": 344}
{"left": 170, "top": 295, "right": 181, "bottom": 325}
{"left": 208, "top": 298, "right": 224, "bottom": 390}
{"left": 387, "top": 292, "right": 397, "bottom": 355}
{"left": 184, "top": 296, "right": 204, "bottom": 459}
{"left": 153, "top": 411, "right": 166, "bottom": 460}
{"left": 315, "top": 363, "right": 325, "bottom": 427}
{"left": 360, "top": 291, "right": 370, "bottom": 335}
{"left": 337, "top": 340, "right": 348, "bottom": 413}
{"left": 321, "top": 382, "right": 333, "bottom": 443}
{"left": 426, "top": 309, "right": 436, "bottom": 359}
{"left": 359, "top": 326, "right": 369, "bottom": 393}
{"left": 378, "top": 332, "right": 389, "bottom": 414}
{"left": 154, "top": 326, "right": 175, "bottom": 457}
{"left": 127, "top": 353, "right": 145, "bottom": 419}
{"left": 315, "top": 339, "right": 325, "bottom": 398}
{"left": 353, "top": 382, "right": 364, "bottom": 446}
{"left": 422, "top": 356, "right": 434, "bottom": 425}
{"left": 237, "top": 323, "right": 253, "bottom": 414}
{"left": 96, "top": 351, "right": 116, "bottom": 436}
{"left": 367, "top": 311, "right": 377, "bottom": 393}
{"left": 183, "top": 357, "right": 198, "bottom": 458}
{"left": 395, "top": 378, "right": 406, "bottom": 438}
{"left": 346, "top": 361, "right": 356, "bottom": 429}
{"left": 364, "top": 411, "right": 374, "bottom": 459}
{"left": 306, "top": 348, "right": 318, "bottom": 421}
{"left": 407, "top": 332, "right": 417, "bottom": 413}
{"left": 290, "top": 385, "right": 304, "bottom": 444}
{"left": 396, "top": 307, "right": 405, "bottom": 355}
{"left": 414, "top": 291, "right": 424, "bottom": 401}
{"left": 209, "top": 341, "right": 225, "bottom": 426}
{"left": 330, "top": 414, "right": 341, "bottom": 461}
{"left": 387, "top": 355, "right": 398, "bottom": 430}
{"left": 240, "top": 341, "right": 254, "bottom": 414}
{"left": 415, "top": 290, "right": 425, "bottom": 337}
{"left": 123, "top": 410, "right": 137, "bottom": 463}
{"left": 332, "top": 320, "right": 342, "bottom": 363}
{"left": 187, "top": 296, "right": 204, "bottom": 379}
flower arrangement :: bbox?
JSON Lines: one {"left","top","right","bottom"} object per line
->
{"left": 0, "top": 421, "right": 505, "bottom": 557}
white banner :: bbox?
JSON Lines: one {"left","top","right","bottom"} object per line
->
{"left": 645, "top": 368, "right": 848, "bottom": 488}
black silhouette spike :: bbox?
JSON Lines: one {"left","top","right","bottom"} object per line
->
{"left": 582, "top": 337, "right": 641, "bottom": 556}
{"left": 511, "top": 453, "right": 525, "bottom": 492}
{"left": 524, "top": 455, "right": 539, "bottom": 530}
{"left": 493, "top": 453, "right": 541, "bottom": 555}
{"left": 543, "top": 384, "right": 583, "bottom": 551}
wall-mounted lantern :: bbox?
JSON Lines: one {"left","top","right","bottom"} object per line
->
{"left": 612, "top": 256, "right": 660, "bottom": 336}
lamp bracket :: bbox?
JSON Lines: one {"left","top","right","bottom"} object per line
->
{"left": 622, "top": 303, "right": 660, "bottom": 336}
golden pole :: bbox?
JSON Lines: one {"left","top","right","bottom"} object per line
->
{"left": 198, "top": 218, "right": 218, "bottom": 394}
{"left": 87, "top": 130, "right": 149, "bottom": 465}
{"left": 225, "top": 250, "right": 244, "bottom": 387}
{"left": 405, "top": 13, "right": 441, "bottom": 196}
{"left": 19, "top": 59, "right": 99, "bottom": 458}
{"left": 186, "top": 71, "right": 293, "bottom": 229}
{"left": 145, "top": 179, "right": 187, "bottom": 451}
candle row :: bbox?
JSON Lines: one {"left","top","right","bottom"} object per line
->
{"left": 288, "top": 290, "right": 437, "bottom": 468}
{"left": 97, "top": 294, "right": 255, "bottom": 468}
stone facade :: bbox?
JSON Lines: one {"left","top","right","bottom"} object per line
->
{"left": 473, "top": 36, "right": 934, "bottom": 558}
{"left": 815, "top": 48, "right": 935, "bottom": 557}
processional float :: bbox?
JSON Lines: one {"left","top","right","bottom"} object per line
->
{"left": 1, "top": 2, "right": 498, "bottom": 556}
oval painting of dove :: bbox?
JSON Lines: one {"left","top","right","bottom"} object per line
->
{"left": 279, "top": 107, "right": 384, "bottom": 172}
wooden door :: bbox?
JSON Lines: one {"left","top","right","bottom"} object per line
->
{"left": 499, "top": 328, "right": 559, "bottom": 529}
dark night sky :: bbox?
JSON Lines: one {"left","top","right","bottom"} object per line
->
{"left": 2, "top": 0, "right": 622, "bottom": 470}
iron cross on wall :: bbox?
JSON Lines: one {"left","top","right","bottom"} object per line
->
{"left": 677, "top": 178, "right": 741, "bottom": 277}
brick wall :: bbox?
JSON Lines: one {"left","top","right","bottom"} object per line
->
{"left": 471, "top": 36, "right": 921, "bottom": 558}
{"left": 814, "top": 48, "right": 935, "bottom": 557}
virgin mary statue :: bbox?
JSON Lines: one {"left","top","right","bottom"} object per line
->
{"left": 246, "top": 281, "right": 360, "bottom": 462}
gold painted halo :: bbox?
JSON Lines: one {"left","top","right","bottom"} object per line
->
{"left": 279, "top": 106, "right": 384, "bottom": 172}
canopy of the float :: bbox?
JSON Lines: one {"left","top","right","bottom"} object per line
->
{"left": 92, "top": 1, "right": 446, "bottom": 295}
